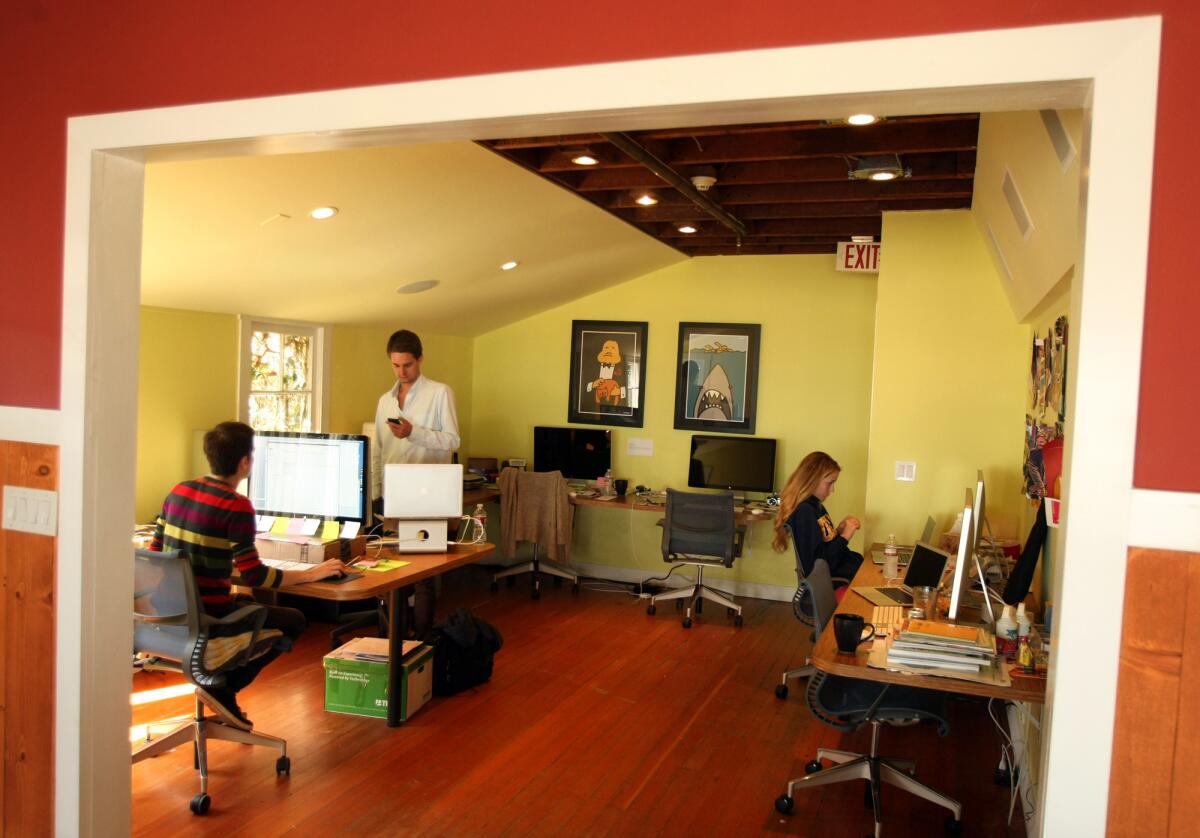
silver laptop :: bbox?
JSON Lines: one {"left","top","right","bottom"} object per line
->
{"left": 870, "top": 516, "right": 937, "bottom": 565}
{"left": 853, "top": 542, "right": 951, "bottom": 607}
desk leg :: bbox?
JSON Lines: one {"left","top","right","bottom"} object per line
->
{"left": 386, "top": 585, "right": 411, "bottom": 728}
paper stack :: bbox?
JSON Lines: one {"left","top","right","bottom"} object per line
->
{"left": 886, "top": 619, "right": 995, "bottom": 674}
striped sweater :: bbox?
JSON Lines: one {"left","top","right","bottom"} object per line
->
{"left": 150, "top": 476, "right": 281, "bottom": 613}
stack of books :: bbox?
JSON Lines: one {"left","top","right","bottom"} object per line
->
{"left": 886, "top": 619, "right": 995, "bottom": 674}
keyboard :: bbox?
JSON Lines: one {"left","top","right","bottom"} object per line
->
{"left": 871, "top": 605, "right": 906, "bottom": 635}
{"left": 260, "top": 558, "right": 310, "bottom": 572}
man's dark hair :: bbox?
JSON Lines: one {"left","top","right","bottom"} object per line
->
{"left": 203, "top": 421, "right": 255, "bottom": 476}
{"left": 386, "top": 329, "right": 423, "bottom": 358}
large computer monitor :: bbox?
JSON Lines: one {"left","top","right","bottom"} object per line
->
{"left": 533, "top": 426, "right": 611, "bottom": 480}
{"left": 687, "top": 434, "right": 777, "bottom": 494}
{"left": 945, "top": 490, "right": 975, "bottom": 622}
{"left": 971, "top": 469, "right": 987, "bottom": 551}
{"left": 247, "top": 431, "right": 369, "bottom": 524}
{"left": 383, "top": 463, "right": 464, "bottom": 518}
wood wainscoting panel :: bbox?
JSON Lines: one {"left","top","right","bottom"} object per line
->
{"left": 0, "top": 441, "right": 57, "bottom": 837}
{"left": 1108, "top": 547, "right": 1200, "bottom": 836}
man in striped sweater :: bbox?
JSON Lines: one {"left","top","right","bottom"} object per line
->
{"left": 151, "top": 421, "right": 346, "bottom": 728}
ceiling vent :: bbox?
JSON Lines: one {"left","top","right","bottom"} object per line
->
{"left": 848, "top": 154, "right": 910, "bottom": 181}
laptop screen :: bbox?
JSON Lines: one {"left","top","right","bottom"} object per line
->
{"left": 902, "top": 543, "right": 951, "bottom": 589}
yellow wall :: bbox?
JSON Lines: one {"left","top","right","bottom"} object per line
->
{"left": 136, "top": 307, "right": 239, "bottom": 522}
{"left": 864, "top": 211, "right": 1029, "bottom": 548}
{"left": 469, "top": 255, "right": 879, "bottom": 589}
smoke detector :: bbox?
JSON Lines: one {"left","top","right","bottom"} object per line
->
{"left": 690, "top": 174, "right": 717, "bottom": 191}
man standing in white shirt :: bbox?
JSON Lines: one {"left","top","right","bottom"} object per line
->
{"left": 371, "top": 329, "right": 461, "bottom": 636}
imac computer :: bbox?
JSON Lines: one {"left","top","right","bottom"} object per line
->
{"left": 533, "top": 426, "right": 611, "bottom": 481}
{"left": 383, "top": 463, "right": 463, "bottom": 552}
{"left": 945, "top": 490, "right": 975, "bottom": 622}
{"left": 686, "top": 434, "right": 777, "bottom": 495}
{"left": 247, "top": 431, "right": 369, "bottom": 527}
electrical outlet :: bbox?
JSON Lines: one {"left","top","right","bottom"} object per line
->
{"left": 3, "top": 486, "right": 58, "bottom": 536}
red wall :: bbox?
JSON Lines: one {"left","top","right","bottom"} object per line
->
{"left": 1, "top": 1, "right": 1195, "bottom": 491}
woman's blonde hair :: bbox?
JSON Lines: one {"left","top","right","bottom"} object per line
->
{"left": 772, "top": 451, "right": 841, "bottom": 552}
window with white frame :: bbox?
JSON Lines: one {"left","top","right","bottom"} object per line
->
{"left": 238, "top": 317, "right": 330, "bottom": 432}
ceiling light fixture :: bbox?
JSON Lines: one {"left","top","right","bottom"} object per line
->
{"left": 635, "top": 193, "right": 658, "bottom": 206}
{"left": 851, "top": 235, "right": 875, "bottom": 243}
{"left": 396, "top": 280, "right": 438, "bottom": 295}
{"left": 501, "top": 260, "right": 519, "bottom": 271}
{"left": 677, "top": 224, "right": 698, "bottom": 234}
{"left": 846, "top": 113, "right": 879, "bottom": 126}
{"left": 309, "top": 206, "right": 338, "bottom": 220}
{"left": 848, "top": 154, "right": 910, "bottom": 181}
{"left": 567, "top": 148, "right": 598, "bottom": 166}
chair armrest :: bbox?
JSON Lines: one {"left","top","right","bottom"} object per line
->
{"left": 133, "top": 612, "right": 188, "bottom": 624}
{"left": 201, "top": 603, "right": 270, "bottom": 668}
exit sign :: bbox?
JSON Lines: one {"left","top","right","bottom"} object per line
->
{"left": 836, "top": 242, "right": 881, "bottom": 272}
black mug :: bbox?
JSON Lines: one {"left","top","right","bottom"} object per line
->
{"left": 833, "top": 613, "right": 875, "bottom": 654}
{"left": 613, "top": 479, "right": 628, "bottom": 496}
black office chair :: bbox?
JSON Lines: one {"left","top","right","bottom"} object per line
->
{"left": 132, "top": 548, "right": 290, "bottom": 815}
{"left": 774, "top": 558, "right": 963, "bottom": 836}
{"left": 645, "top": 489, "right": 743, "bottom": 628}
{"left": 776, "top": 522, "right": 854, "bottom": 698}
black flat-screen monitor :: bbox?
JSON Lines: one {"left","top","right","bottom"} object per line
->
{"left": 247, "top": 431, "right": 369, "bottom": 524}
{"left": 687, "top": 434, "right": 777, "bottom": 493}
{"left": 533, "top": 426, "right": 611, "bottom": 480}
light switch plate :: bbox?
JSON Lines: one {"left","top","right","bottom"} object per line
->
{"left": 895, "top": 461, "right": 917, "bottom": 482}
{"left": 3, "top": 486, "right": 58, "bottom": 536}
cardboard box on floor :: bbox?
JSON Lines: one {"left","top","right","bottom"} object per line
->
{"left": 323, "top": 637, "right": 434, "bottom": 722}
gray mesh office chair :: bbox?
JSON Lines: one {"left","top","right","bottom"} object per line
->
{"left": 132, "top": 548, "right": 290, "bottom": 815}
{"left": 776, "top": 522, "right": 854, "bottom": 698}
{"left": 773, "top": 558, "right": 963, "bottom": 836}
{"left": 645, "top": 489, "right": 743, "bottom": 628}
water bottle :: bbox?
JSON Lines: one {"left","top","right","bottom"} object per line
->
{"left": 1016, "top": 602, "right": 1031, "bottom": 642}
{"left": 603, "top": 468, "right": 614, "bottom": 496}
{"left": 996, "top": 604, "right": 1018, "bottom": 657}
{"left": 472, "top": 503, "right": 487, "bottom": 537}
{"left": 883, "top": 534, "right": 899, "bottom": 578}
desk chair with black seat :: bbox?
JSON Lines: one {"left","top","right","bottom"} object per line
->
{"left": 132, "top": 548, "right": 290, "bottom": 815}
{"left": 492, "top": 467, "right": 579, "bottom": 599}
{"left": 774, "top": 558, "right": 963, "bottom": 836}
{"left": 645, "top": 489, "right": 743, "bottom": 628}
{"left": 776, "top": 522, "right": 855, "bottom": 698}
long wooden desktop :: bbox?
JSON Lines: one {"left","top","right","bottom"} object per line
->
{"left": 470, "top": 483, "right": 778, "bottom": 524}
{"left": 283, "top": 542, "right": 496, "bottom": 726}
{"left": 814, "top": 559, "right": 1046, "bottom": 704}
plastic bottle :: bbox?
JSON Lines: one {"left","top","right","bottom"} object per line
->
{"left": 1016, "top": 602, "right": 1031, "bottom": 642}
{"left": 996, "top": 604, "right": 1018, "bottom": 657}
{"left": 883, "top": 534, "right": 900, "bottom": 578}
{"left": 472, "top": 503, "right": 487, "bottom": 537}
{"left": 1017, "top": 633, "right": 1035, "bottom": 673}
{"left": 603, "top": 468, "right": 615, "bottom": 496}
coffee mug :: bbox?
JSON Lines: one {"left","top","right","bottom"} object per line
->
{"left": 833, "top": 613, "right": 875, "bottom": 654}
{"left": 613, "top": 479, "right": 628, "bottom": 496}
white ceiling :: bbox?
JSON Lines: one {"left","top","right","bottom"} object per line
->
{"left": 141, "top": 141, "right": 684, "bottom": 334}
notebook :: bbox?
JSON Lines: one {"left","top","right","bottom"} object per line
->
{"left": 853, "top": 542, "right": 951, "bottom": 607}
{"left": 870, "top": 516, "right": 937, "bottom": 565}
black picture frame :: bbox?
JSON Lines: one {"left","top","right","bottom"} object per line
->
{"left": 567, "top": 320, "right": 648, "bottom": 428}
{"left": 673, "top": 322, "right": 761, "bottom": 434}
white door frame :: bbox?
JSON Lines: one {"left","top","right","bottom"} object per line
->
{"left": 44, "top": 17, "right": 1160, "bottom": 836}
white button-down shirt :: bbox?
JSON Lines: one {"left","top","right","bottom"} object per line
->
{"left": 371, "top": 375, "right": 460, "bottom": 496}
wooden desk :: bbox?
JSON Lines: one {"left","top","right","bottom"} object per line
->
{"left": 285, "top": 542, "right": 496, "bottom": 726}
{"left": 570, "top": 491, "right": 776, "bottom": 524}
{"left": 813, "top": 560, "right": 1045, "bottom": 704}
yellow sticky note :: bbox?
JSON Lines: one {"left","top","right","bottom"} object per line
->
{"left": 321, "top": 520, "right": 340, "bottom": 540}
{"left": 270, "top": 517, "right": 290, "bottom": 534}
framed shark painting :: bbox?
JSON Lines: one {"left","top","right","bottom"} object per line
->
{"left": 567, "top": 320, "right": 648, "bottom": 428}
{"left": 673, "top": 322, "right": 761, "bottom": 435}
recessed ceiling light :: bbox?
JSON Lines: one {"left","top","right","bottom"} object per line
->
{"left": 635, "top": 193, "right": 658, "bottom": 206}
{"left": 501, "top": 260, "right": 519, "bottom": 271}
{"left": 869, "top": 171, "right": 897, "bottom": 181}
{"left": 846, "top": 113, "right": 878, "bottom": 126}
{"left": 677, "top": 225, "right": 697, "bottom": 234}
{"left": 568, "top": 150, "right": 598, "bottom": 166}
{"left": 396, "top": 280, "right": 438, "bottom": 295}
{"left": 309, "top": 206, "right": 338, "bottom": 220}
{"left": 851, "top": 235, "right": 875, "bottom": 243}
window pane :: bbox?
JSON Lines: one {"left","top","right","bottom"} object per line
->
{"left": 283, "top": 394, "right": 312, "bottom": 431}
{"left": 249, "top": 393, "right": 312, "bottom": 432}
{"left": 282, "top": 334, "right": 311, "bottom": 391}
{"left": 251, "top": 331, "right": 281, "bottom": 391}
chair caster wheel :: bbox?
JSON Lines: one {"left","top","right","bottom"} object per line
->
{"left": 190, "top": 793, "right": 211, "bottom": 815}
{"left": 733, "top": 614, "right": 743, "bottom": 627}
{"left": 276, "top": 755, "right": 290, "bottom": 775}
{"left": 490, "top": 581, "right": 499, "bottom": 593}
{"left": 775, "top": 794, "right": 794, "bottom": 814}
{"left": 945, "top": 816, "right": 963, "bottom": 834}
{"left": 805, "top": 760, "right": 822, "bottom": 774}
{"left": 646, "top": 604, "right": 656, "bottom": 616}
{"left": 775, "top": 683, "right": 789, "bottom": 700}
{"left": 682, "top": 617, "right": 692, "bottom": 629}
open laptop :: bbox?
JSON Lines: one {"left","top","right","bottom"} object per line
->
{"left": 870, "top": 516, "right": 937, "bottom": 565}
{"left": 853, "top": 542, "right": 951, "bottom": 606}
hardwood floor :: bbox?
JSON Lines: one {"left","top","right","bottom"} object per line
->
{"left": 132, "top": 567, "right": 1030, "bottom": 837}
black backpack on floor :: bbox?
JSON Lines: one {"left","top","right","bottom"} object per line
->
{"left": 428, "top": 608, "right": 503, "bottom": 696}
